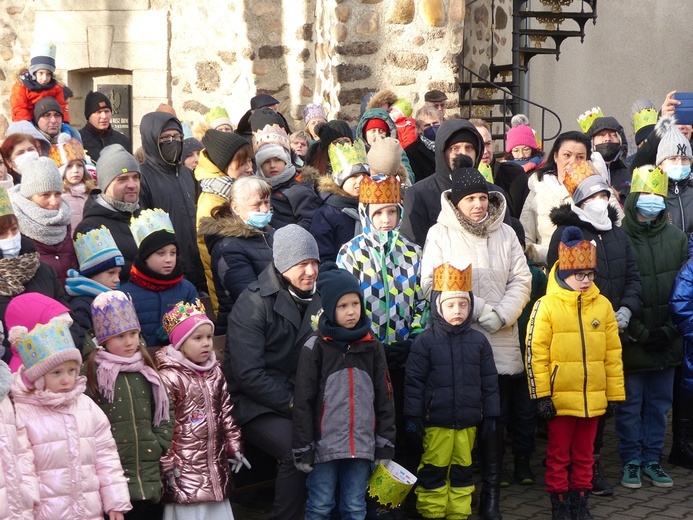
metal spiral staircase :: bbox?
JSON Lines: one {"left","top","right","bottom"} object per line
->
{"left": 459, "top": 0, "right": 598, "bottom": 149}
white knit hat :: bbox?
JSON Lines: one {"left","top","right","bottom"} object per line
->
{"left": 656, "top": 116, "right": 693, "bottom": 166}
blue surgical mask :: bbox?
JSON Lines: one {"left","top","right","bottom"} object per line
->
{"left": 423, "top": 124, "right": 440, "bottom": 141}
{"left": 245, "top": 211, "right": 272, "bottom": 229}
{"left": 636, "top": 193, "right": 666, "bottom": 218}
{"left": 666, "top": 164, "right": 691, "bottom": 182}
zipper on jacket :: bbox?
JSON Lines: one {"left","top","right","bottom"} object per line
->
{"left": 676, "top": 185, "right": 686, "bottom": 230}
{"left": 124, "top": 376, "right": 146, "bottom": 499}
{"left": 577, "top": 296, "right": 589, "bottom": 418}
{"left": 549, "top": 365, "right": 559, "bottom": 395}
{"left": 380, "top": 249, "right": 392, "bottom": 344}
{"left": 596, "top": 234, "right": 611, "bottom": 296}
{"left": 200, "top": 373, "right": 224, "bottom": 500}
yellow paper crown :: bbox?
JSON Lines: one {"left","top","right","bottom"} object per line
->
{"left": 631, "top": 165, "right": 668, "bottom": 197}
{"left": 558, "top": 240, "right": 597, "bottom": 271}
{"left": 478, "top": 162, "right": 494, "bottom": 183}
{"left": 633, "top": 108, "right": 658, "bottom": 134}
{"left": 367, "top": 461, "right": 416, "bottom": 508}
{"left": 577, "top": 107, "right": 604, "bottom": 133}
{"left": 162, "top": 299, "right": 207, "bottom": 336}
{"left": 130, "top": 208, "right": 175, "bottom": 247}
{"left": 0, "top": 186, "right": 14, "bottom": 217}
{"left": 359, "top": 175, "right": 401, "bottom": 204}
{"left": 433, "top": 263, "right": 472, "bottom": 292}
{"left": 252, "top": 124, "right": 290, "bottom": 153}
{"left": 562, "top": 160, "right": 599, "bottom": 198}
{"left": 328, "top": 140, "right": 369, "bottom": 175}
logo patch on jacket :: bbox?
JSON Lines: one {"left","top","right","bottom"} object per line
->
{"left": 591, "top": 318, "right": 600, "bottom": 329}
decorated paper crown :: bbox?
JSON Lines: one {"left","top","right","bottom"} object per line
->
{"left": 162, "top": 299, "right": 207, "bottom": 337}
{"left": 30, "top": 41, "right": 56, "bottom": 60}
{"left": 91, "top": 291, "right": 141, "bottom": 344}
{"left": 130, "top": 208, "right": 175, "bottom": 247}
{"left": 303, "top": 103, "right": 327, "bottom": 123}
{"left": 478, "top": 162, "right": 494, "bottom": 183}
{"left": 562, "top": 160, "right": 599, "bottom": 198}
{"left": 433, "top": 263, "right": 472, "bottom": 292}
{"left": 0, "top": 186, "right": 14, "bottom": 217}
{"left": 252, "top": 124, "right": 291, "bottom": 153}
{"left": 49, "top": 137, "right": 85, "bottom": 169}
{"left": 328, "top": 140, "right": 369, "bottom": 176}
{"left": 367, "top": 460, "right": 417, "bottom": 508}
{"left": 633, "top": 108, "right": 658, "bottom": 134}
{"left": 205, "top": 106, "right": 230, "bottom": 125}
{"left": 74, "top": 226, "right": 125, "bottom": 275}
{"left": 631, "top": 165, "right": 668, "bottom": 197}
{"left": 558, "top": 238, "right": 597, "bottom": 272}
{"left": 577, "top": 107, "right": 604, "bottom": 133}
{"left": 359, "top": 174, "right": 401, "bottom": 204}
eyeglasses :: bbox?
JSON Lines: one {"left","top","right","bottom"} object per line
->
{"left": 159, "top": 134, "right": 183, "bottom": 143}
{"left": 573, "top": 271, "right": 596, "bottom": 281}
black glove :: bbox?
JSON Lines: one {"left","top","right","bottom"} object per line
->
{"left": 405, "top": 417, "right": 425, "bottom": 445}
{"left": 604, "top": 401, "right": 619, "bottom": 418}
{"left": 479, "top": 416, "right": 497, "bottom": 439}
{"left": 385, "top": 340, "right": 412, "bottom": 368}
{"left": 644, "top": 328, "right": 669, "bottom": 350}
{"left": 535, "top": 397, "right": 557, "bottom": 420}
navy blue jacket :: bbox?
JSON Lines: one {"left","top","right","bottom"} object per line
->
{"left": 310, "top": 177, "right": 360, "bottom": 263}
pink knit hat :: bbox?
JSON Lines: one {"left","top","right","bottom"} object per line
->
{"left": 162, "top": 300, "right": 215, "bottom": 350}
{"left": 505, "top": 125, "right": 538, "bottom": 153}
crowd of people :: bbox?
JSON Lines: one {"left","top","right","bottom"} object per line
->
{"left": 3, "top": 41, "right": 693, "bottom": 520}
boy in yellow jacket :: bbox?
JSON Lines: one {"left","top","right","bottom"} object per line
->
{"left": 525, "top": 226, "right": 625, "bottom": 520}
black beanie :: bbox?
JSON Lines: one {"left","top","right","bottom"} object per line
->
{"left": 450, "top": 154, "right": 488, "bottom": 206}
{"left": 316, "top": 120, "right": 354, "bottom": 150}
{"left": 182, "top": 137, "right": 203, "bottom": 161}
{"left": 84, "top": 91, "right": 112, "bottom": 119}
{"left": 33, "top": 96, "right": 62, "bottom": 123}
{"left": 317, "top": 262, "right": 364, "bottom": 323}
{"left": 139, "top": 229, "right": 178, "bottom": 261}
{"left": 447, "top": 128, "right": 478, "bottom": 148}
{"left": 202, "top": 129, "right": 248, "bottom": 171}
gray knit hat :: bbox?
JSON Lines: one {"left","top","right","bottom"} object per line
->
{"left": 96, "top": 144, "right": 141, "bottom": 191}
{"left": 273, "top": 224, "right": 319, "bottom": 274}
{"left": 572, "top": 174, "right": 610, "bottom": 207}
{"left": 655, "top": 116, "right": 693, "bottom": 166}
{"left": 16, "top": 155, "right": 63, "bottom": 198}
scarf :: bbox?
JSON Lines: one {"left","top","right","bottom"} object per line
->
{"left": 8, "top": 187, "right": 71, "bottom": 245}
{"left": 420, "top": 134, "right": 436, "bottom": 152}
{"left": 199, "top": 177, "right": 234, "bottom": 200}
{"left": 13, "top": 371, "right": 88, "bottom": 409}
{"left": 318, "top": 313, "right": 373, "bottom": 349}
{"left": 20, "top": 72, "right": 57, "bottom": 92}
{"left": 0, "top": 251, "right": 41, "bottom": 296}
{"left": 66, "top": 183, "right": 88, "bottom": 196}
{"left": 570, "top": 203, "right": 613, "bottom": 231}
{"left": 98, "top": 193, "right": 140, "bottom": 214}
{"left": 129, "top": 257, "right": 184, "bottom": 291}
{"left": 95, "top": 349, "right": 170, "bottom": 426}
{"left": 64, "top": 268, "right": 112, "bottom": 297}
{"left": 164, "top": 345, "right": 217, "bottom": 373}
{"left": 259, "top": 164, "right": 297, "bottom": 188}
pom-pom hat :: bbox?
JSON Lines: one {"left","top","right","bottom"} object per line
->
{"left": 29, "top": 41, "right": 56, "bottom": 75}
{"left": 558, "top": 226, "right": 597, "bottom": 280}
{"left": 655, "top": 116, "right": 693, "bottom": 166}
{"left": 505, "top": 125, "right": 538, "bottom": 153}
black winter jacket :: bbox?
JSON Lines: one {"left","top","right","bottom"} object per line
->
{"left": 310, "top": 177, "right": 360, "bottom": 263}
{"left": 404, "top": 138, "right": 435, "bottom": 182}
{"left": 79, "top": 122, "right": 132, "bottom": 162}
{"left": 269, "top": 175, "right": 322, "bottom": 231}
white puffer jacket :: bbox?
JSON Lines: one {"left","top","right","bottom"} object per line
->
{"left": 422, "top": 190, "right": 532, "bottom": 375}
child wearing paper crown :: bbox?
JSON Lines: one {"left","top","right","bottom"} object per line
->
{"left": 525, "top": 226, "right": 625, "bottom": 519}
{"left": 120, "top": 209, "right": 199, "bottom": 347}
{"left": 156, "top": 300, "right": 250, "bottom": 519}
{"left": 85, "top": 290, "right": 172, "bottom": 520}
{"left": 404, "top": 263, "right": 500, "bottom": 520}
{"left": 292, "top": 262, "right": 396, "bottom": 520}
{"left": 65, "top": 226, "right": 125, "bottom": 350}
{"left": 10, "top": 317, "right": 131, "bottom": 520}
{"left": 49, "top": 136, "right": 96, "bottom": 230}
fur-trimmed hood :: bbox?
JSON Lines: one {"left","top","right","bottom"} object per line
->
{"left": 198, "top": 214, "right": 268, "bottom": 240}
{"left": 316, "top": 175, "right": 358, "bottom": 199}
{"left": 366, "top": 89, "right": 398, "bottom": 111}
{"left": 549, "top": 201, "right": 620, "bottom": 232}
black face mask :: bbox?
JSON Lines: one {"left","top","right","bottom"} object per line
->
{"left": 160, "top": 141, "right": 182, "bottom": 164}
{"left": 594, "top": 142, "right": 621, "bottom": 163}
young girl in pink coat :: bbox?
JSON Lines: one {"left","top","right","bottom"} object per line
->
{"left": 9, "top": 316, "right": 131, "bottom": 520}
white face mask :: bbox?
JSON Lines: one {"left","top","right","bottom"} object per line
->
{"left": 0, "top": 232, "right": 21, "bottom": 258}
{"left": 582, "top": 197, "right": 609, "bottom": 222}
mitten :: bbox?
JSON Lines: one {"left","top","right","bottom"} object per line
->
{"left": 295, "top": 461, "right": 313, "bottom": 473}
{"left": 615, "top": 306, "right": 632, "bottom": 331}
{"left": 535, "top": 397, "right": 557, "bottom": 420}
{"left": 385, "top": 340, "right": 412, "bottom": 368}
{"left": 479, "top": 310, "right": 503, "bottom": 334}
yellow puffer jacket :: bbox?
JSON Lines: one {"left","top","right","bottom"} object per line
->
{"left": 525, "top": 263, "right": 625, "bottom": 417}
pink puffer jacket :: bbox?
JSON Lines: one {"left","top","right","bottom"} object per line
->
{"left": 0, "top": 361, "right": 38, "bottom": 520}
{"left": 11, "top": 371, "right": 132, "bottom": 520}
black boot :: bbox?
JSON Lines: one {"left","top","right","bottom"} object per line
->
{"left": 477, "top": 428, "right": 503, "bottom": 520}
{"left": 549, "top": 492, "right": 571, "bottom": 520}
{"left": 668, "top": 418, "right": 693, "bottom": 469}
{"left": 569, "top": 490, "right": 594, "bottom": 520}
{"left": 514, "top": 454, "right": 535, "bottom": 485}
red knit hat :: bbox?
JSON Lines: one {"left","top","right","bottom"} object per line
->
{"left": 364, "top": 118, "right": 390, "bottom": 136}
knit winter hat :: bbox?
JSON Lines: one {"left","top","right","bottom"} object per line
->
{"left": 202, "top": 129, "right": 249, "bottom": 171}
{"left": 251, "top": 94, "right": 280, "bottom": 110}
{"left": 84, "top": 91, "right": 112, "bottom": 119}
{"left": 303, "top": 104, "right": 327, "bottom": 124}
{"left": 558, "top": 226, "right": 597, "bottom": 280}
{"left": 9, "top": 317, "right": 81, "bottom": 385}
{"left": 15, "top": 154, "right": 63, "bottom": 198}
{"left": 364, "top": 118, "right": 390, "bottom": 136}
{"left": 33, "top": 96, "right": 62, "bottom": 124}
{"left": 367, "top": 137, "right": 402, "bottom": 175}
{"left": 564, "top": 161, "right": 610, "bottom": 206}
{"left": 273, "top": 224, "right": 319, "bottom": 274}
{"left": 29, "top": 42, "right": 56, "bottom": 75}
{"left": 316, "top": 262, "right": 364, "bottom": 324}
{"left": 446, "top": 128, "right": 480, "bottom": 159}
{"left": 505, "top": 125, "right": 538, "bottom": 153}
{"left": 656, "top": 116, "right": 693, "bottom": 166}
{"left": 91, "top": 290, "right": 141, "bottom": 345}
{"left": 205, "top": 106, "right": 233, "bottom": 130}
{"left": 450, "top": 155, "right": 488, "bottom": 206}
{"left": 315, "top": 120, "right": 353, "bottom": 150}
{"left": 181, "top": 138, "right": 203, "bottom": 162}
{"left": 392, "top": 99, "right": 413, "bottom": 118}
{"left": 255, "top": 143, "right": 291, "bottom": 171}
{"left": 96, "top": 144, "right": 141, "bottom": 191}
{"left": 74, "top": 226, "right": 125, "bottom": 277}
{"left": 163, "top": 300, "right": 214, "bottom": 350}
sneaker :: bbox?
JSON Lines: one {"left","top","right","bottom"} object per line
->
{"left": 590, "top": 458, "right": 614, "bottom": 496}
{"left": 641, "top": 461, "right": 674, "bottom": 488}
{"left": 620, "top": 459, "right": 642, "bottom": 489}
{"left": 500, "top": 464, "right": 512, "bottom": 487}
{"left": 514, "top": 455, "right": 535, "bottom": 485}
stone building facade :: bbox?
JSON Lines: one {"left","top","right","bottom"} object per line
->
{"left": 0, "top": 0, "right": 511, "bottom": 147}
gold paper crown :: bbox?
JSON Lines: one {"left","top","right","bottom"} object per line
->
{"left": 359, "top": 174, "right": 401, "bottom": 204}
{"left": 130, "top": 208, "right": 175, "bottom": 247}
{"left": 162, "top": 299, "right": 207, "bottom": 336}
{"left": 433, "top": 263, "right": 472, "bottom": 292}
{"left": 0, "top": 186, "right": 14, "bottom": 217}
{"left": 252, "top": 124, "right": 290, "bottom": 153}
{"left": 558, "top": 240, "right": 597, "bottom": 271}
{"left": 478, "top": 162, "right": 494, "bottom": 183}
{"left": 631, "top": 165, "right": 668, "bottom": 197}
{"left": 577, "top": 107, "right": 604, "bottom": 133}
{"left": 48, "top": 138, "right": 85, "bottom": 168}
{"left": 328, "top": 140, "right": 369, "bottom": 175}
{"left": 633, "top": 108, "right": 658, "bottom": 134}
{"left": 562, "top": 160, "right": 599, "bottom": 198}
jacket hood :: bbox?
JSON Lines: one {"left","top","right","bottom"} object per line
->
{"left": 301, "top": 165, "right": 324, "bottom": 187}
{"left": 0, "top": 361, "right": 10, "bottom": 401}
{"left": 549, "top": 201, "right": 620, "bottom": 230}
{"left": 622, "top": 191, "right": 668, "bottom": 236}
{"left": 194, "top": 149, "right": 224, "bottom": 181}
{"left": 140, "top": 111, "right": 183, "bottom": 170}
{"left": 317, "top": 175, "right": 358, "bottom": 200}
{"left": 355, "top": 108, "right": 398, "bottom": 143}
{"left": 431, "top": 289, "right": 474, "bottom": 334}
{"left": 366, "top": 90, "right": 398, "bottom": 111}
{"left": 434, "top": 119, "right": 483, "bottom": 180}
{"left": 81, "top": 191, "right": 135, "bottom": 221}
{"left": 588, "top": 116, "right": 628, "bottom": 167}
{"left": 356, "top": 198, "right": 403, "bottom": 249}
